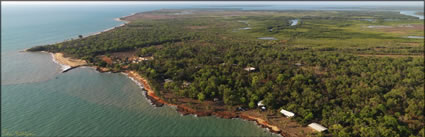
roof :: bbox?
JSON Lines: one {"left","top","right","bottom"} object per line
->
{"left": 280, "top": 109, "right": 295, "bottom": 118}
{"left": 308, "top": 123, "right": 327, "bottom": 132}
{"left": 244, "top": 67, "right": 256, "bottom": 71}
{"left": 257, "top": 101, "right": 264, "bottom": 107}
{"left": 164, "top": 79, "right": 173, "bottom": 83}
{"left": 182, "top": 81, "right": 191, "bottom": 87}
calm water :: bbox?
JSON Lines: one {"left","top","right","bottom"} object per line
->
{"left": 400, "top": 11, "right": 424, "bottom": 19}
{"left": 2, "top": 2, "right": 423, "bottom": 136}
{"left": 1, "top": 3, "right": 282, "bottom": 137}
{"left": 407, "top": 36, "right": 425, "bottom": 39}
{"left": 257, "top": 37, "right": 278, "bottom": 40}
{"left": 290, "top": 19, "right": 299, "bottom": 26}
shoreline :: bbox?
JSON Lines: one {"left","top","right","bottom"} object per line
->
{"left": 50, "top": 52, "right": 71, "bottom": 71}
{"left": 123, "top": 70, "right": 292, "bottom": 137}
{"left": 49, "top": 51, "right": 114, "bottom": 73}
{"left": 49, "top": 52, "right": 87, "bottom": 72}
{"left": 42, "top": 12, "right": 301, "bottom": 137}
{"left": 33, "top": 13, "right": 135, "bottom": 72}
{"left": 84, "top": 15, "right": 131, "bottom": 38}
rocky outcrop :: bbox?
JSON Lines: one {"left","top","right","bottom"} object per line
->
{"left": 125, "top": 70, "right": 293, "bottom": 137}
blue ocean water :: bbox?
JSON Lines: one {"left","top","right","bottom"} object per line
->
{"left": 1, "top": 3, "right": 280, "bottom": 136}
{"left": 1, "top": 2, "right": 423, "bottom": 136}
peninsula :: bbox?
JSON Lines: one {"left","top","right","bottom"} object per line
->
{"left": 28, "top": 9, "right": 424, "bottom": 137}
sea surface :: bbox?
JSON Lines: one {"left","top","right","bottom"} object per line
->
{"left": 1, "top": 2, "right": 423, "bottom": 136}
{"left": 400, "top": 11, "right": 425, "bottom": 19}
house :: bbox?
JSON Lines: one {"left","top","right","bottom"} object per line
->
{"left": 308, "top": 123, "right": 328, "bottom": 132}
{"left": 257, "top": 101, "right": 264, "bottom": 107}
{"left": 130, "top": 56, "right": 154, "bottom": 64}
{"left": 244, "top": 67, "right": 256, "bottom": 72}
{"left": 164, "top": 79, "right": 173, "bottom": 83}
{"left": 183, "top": 81, "right": 191, "bottom": 87}
{"left": 280, "top": 109, "right": 295, "bottom": 118}
{"left": 295, "top": 63, "right": 302, "bottom": 66}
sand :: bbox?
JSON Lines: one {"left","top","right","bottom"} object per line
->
{"left": 53, "top": 53, "right": 87, "bottom": 67}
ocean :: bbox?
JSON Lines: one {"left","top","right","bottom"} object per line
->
{"left": 1, "top": 2, "right": 423, "bottom": 136}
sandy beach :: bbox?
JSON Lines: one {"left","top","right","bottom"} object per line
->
{"left": 52, "top": 53, "right": 87, "bottom": 67}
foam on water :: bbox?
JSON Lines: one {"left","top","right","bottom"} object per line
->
{"left": 49, "top": 53, "right": 71, "bottom": 71}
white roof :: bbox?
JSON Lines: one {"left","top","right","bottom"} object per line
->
{"left": 257, "top": 101, "right": 264, "bottom": 106}
{"left": 244, "top": 67, "right": 256, "bottom": 71}
{"left": 280, "top": 109, "right": 295, "bottom": 117}
{"left": 308, "top": 123, "right": 327, "bottom": 132}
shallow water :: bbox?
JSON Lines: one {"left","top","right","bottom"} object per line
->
{"left": 2, "top": 68, "right": 278, "bottom": 136}
{"left": 290, "top": 19, "right": 298, "bottom": 26}
{"left": 367, "top": 25, "right": 392, "bottom": 28}
{"left": 406, "top": 36, "right": 424, "bottom": 39}
{"left": 400, "top": 11, "right": 424, "bottom": 19}
{"left": 258, "top": 37, "right": 278, "bottom": 40}
{"left": 2, "top": 3, "right": 280, "bottom": 137}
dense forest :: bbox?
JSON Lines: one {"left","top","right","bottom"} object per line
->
{"left": 29, "top": 10, "right": 424, "bottom": 137}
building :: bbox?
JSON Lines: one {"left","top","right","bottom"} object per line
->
{"left": 295, "top": 63, "right": 302, "bottom": 66}
{"left": 308, "top": 123, "right": 328, "bottom": 132}
{"left": 244, "top": 67, "right": 256, "bottom": 72}
{"left": 280, "top": 109, "right": 295, "bottom": 118}
{"left": 257, "top": 100, "right": 264, "bottom": 107}
{"left": 130, "top": 56, "right": 154, "bottom": 64}
{"left": 183, "top": 81, "right": 191, "bottom": 87}
{"left": 164, "top": 79, "right": 173, "bottom": 83}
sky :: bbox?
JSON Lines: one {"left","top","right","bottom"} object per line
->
{"left": 2, "top": 1, "right": 424, "bottom": 7}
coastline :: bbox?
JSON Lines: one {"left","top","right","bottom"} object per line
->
{"left": 50, "top": 52, "right": 71, "bottom": 71}
{"left": 85, "top": 18, "right": 128, "bottom": 38}
{"left": 47, "top": 54, "right": 292, "bottom": 137}
{"left": 50, "top": 52, "right": 87, "bottom": 72}
{"left": 35, "top": 13, "right": 134, "bottom": 72}
{"left": 80, "top": 13, "right": 133, "bottom": 39}
{"left": 123, "top": 70, "right": 293, "bottom": 137}
{"left": 49, "top": 51, "right": 114, "bottom": 73}
{"left": 42, "top": 12, "right": 306, "bottom": 137}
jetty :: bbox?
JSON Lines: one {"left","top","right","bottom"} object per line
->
{"left": 62, "top": 66, "right": 79, "bottom": 73}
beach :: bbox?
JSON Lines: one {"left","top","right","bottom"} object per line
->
{"left": 50, "top": 52, "right": 87, "bottom": 72}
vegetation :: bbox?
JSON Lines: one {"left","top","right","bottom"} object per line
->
{"left": 29, "top": 9, "right": 424, "bottom": 137}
